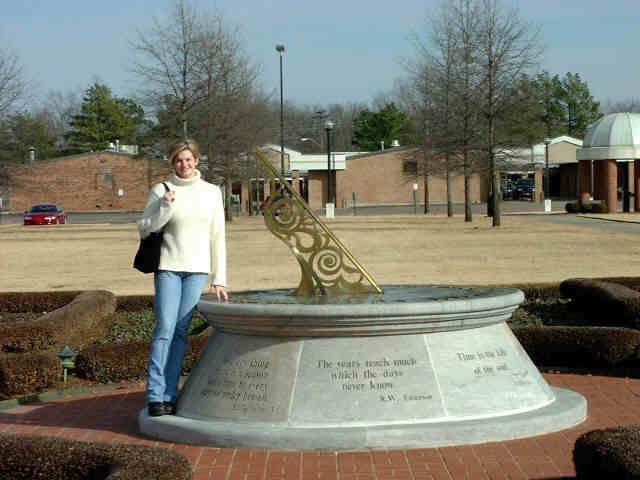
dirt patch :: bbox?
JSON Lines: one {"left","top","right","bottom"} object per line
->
{"left": 1, "top": 215, "right": 640, "bottom": 295}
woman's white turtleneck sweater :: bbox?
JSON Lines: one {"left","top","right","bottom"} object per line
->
{"left": 137, "top": 170, "right": 226, "bottom": 286}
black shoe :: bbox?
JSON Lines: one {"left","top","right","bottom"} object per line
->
{"left": 163, "top": 401, "right": 177, "bottom": 415}
{"left": 148, "top": 402, "right": 165, "bottom": 417}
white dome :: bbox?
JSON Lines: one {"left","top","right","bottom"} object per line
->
{"left": 577, "top": 113, "right": 640, "bottom": 160}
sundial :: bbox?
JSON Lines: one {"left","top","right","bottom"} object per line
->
{"left": 256, "top": 150, "right": 382, "bottom": 297}
{"left": 139, "top": 150, "right": 587, "bottom": 450}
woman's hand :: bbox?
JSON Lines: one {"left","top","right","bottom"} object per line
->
{"left": 208, "top": 284, "right": 229, "bottom": 302}
{"left": 163, "top": 190, "right": 176, "bottom": 203}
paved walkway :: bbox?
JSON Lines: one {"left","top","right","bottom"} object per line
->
{"left": 1, "top": 373, "right": 639, "bottom": 479}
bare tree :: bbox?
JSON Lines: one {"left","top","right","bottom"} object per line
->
{"left": 0, "top": 44, "right": 27, "bottom": 118}
{"left": 395, "top": 72, "right": 439, "bottom": 214}
{"left": 603, "top": 98, "right": 640, "bottom": 114}
{"left": 43, "top": 89, "right": 81, "bottom": 134}
{"left": 130, "top": 0, "right": 203, "bottom": 137}
{"left": 476, "top": 0, "right": 541, "bottom": 226}
{"left": 190, "top": 10, "right": 270, "bottom": 221}
{"left": 409, "top": 2, "right": 467, "bottom": 218}
{"left": 449, "top": 0, "right": 483, "bottom": 222}
{"left": 42, "top": 89, "right": 82, "bottom": 153}
{"left": 404, "top": 0, "right": 539, "bottom": 225}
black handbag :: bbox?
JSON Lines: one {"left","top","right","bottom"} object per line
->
{"left": 133, "top": 182, "right": 170, "bottom": 274}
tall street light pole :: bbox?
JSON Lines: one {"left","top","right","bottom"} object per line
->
{"left": 544, "top": 137, "right": 551, "bottom": 212}
{"left": 276, "top": 44, "right": 285, "bottom": 176}
{"left": 325, "top": 120, "right": 335, "bottom": 209}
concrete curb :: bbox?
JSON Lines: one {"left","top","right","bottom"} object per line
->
{"left": 578, "top": 215, "right": 640, "bottom": 224}
{"left": 0, "top": 381, "right": 144, "bottom": 411}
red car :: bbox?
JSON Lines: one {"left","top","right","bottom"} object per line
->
{"left": 24, "top": 204, "right": 67, "bottom": 225}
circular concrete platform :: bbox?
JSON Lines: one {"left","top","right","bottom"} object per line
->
{"left": 139, "top": 286, "right": 587, "bottom": 449}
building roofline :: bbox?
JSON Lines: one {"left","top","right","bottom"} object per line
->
{"left": 345, "top": 146, "right": 415, "bottom": 161}
{"left": 0, "top": 150, "right": 151, "bottom": 167}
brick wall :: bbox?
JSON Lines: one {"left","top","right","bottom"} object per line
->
{"left": 307, "top": 148, "right": 487, "bottom": 208}
{"left": 4, "top": 152, "right": 172, "bottom": 212}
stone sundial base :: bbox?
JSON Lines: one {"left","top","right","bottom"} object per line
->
{"left": 138, "top": 286, "right": 586, "bottom": 450}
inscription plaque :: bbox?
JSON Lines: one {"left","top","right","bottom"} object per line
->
{"left": 178, "top": 334, "right": 300, "bottom": 422}
{"left": 290, "top": 335, "right": 445, "bottom": 423}
{"left": 427, "top": 323, "right": 554, "bottom": 417}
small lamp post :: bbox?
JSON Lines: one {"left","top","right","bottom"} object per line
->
{"left": 412, "top": 183, "right": 419, "bottom": 214}
{"left": 544, "top": 137, "right": 552, "bottom": 212}
{"left": 325, "top": 120, "right": 335, "bottom": 217}
{"left": 57, "top": 345, "right": 76, "bottom": 385}
{"left": 276, "top": 44, "right": 286, "bottom": 175}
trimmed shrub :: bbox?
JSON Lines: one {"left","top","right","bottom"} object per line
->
{"left": 574, "top": 425, "right": 640, "bottom": 479}
{"left": 0, "top": 433, "right": 192, "bottom": 480}
{"left": 116, "top": 295, "right": 155, "bottom": 312}
{"left": 594, "top": 276, "right": 640, "bottom": 293}
{"left": 591, "top": 201, "right": 609, "bottom": 213}
{"left": 76, "top": 334, "right": 210, "bottom": 383}
{"left": 513, "top": 326, "right": 640, "bottom": 368}
{"left": 0, "top": 290, "right": 117, "bottom": 353}
{"left": 565, "top": 201, "right": 578, "bottom": 213}
{"left": 559, "top": 278, "right": 640, "bottom": 327}
{"left": 0, "top": 352, "right": 61, "bottom": 400}
{"left": 563, "top": 200, "right": 607, "bottom": 214}
{"left": 505, "top": 282, "right": 561, "bottom": 301}
{"left": 0, "top": 291, "right": 83, "bottom": 314}
{"left": 75, "top": 340, "right": 149, "bottom": 383}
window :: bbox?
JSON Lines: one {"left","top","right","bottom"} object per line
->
{"left": 403, "top": 160, "right": 417, "bottom": 175}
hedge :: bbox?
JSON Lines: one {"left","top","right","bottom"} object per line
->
{"left": 513, "top": 326, "right": 640, "bottom": 368}
{"left": 116, "top": 295, "right": 155, "bottom": 312}
{"left": 560, "top": 278, "right": 640, "bottom": 327}
{"left": 75, "top": 334, "right": 210, "bottom": 383}
{"left": 594, "top": 276, "right": 640, "bottom": 293}
{"left": 0, "top": 290, "right": 117, "bottom": 353}
{"left": 0, "top": 434, "right": 192, "bottom": 480}
{"left": 565, "top": 200, "right": 608, "bottom": 214}
{"left": 574, "top": 425, "right": 640, "bottom": 479}
{"left": 504, "top": 282, "right": 561, "bottom": 301}
{"left": 0, "top": 291, "right": 83, "bottom": 313}
{"left": 0, "top": 352, "right": 61, "bottom": 400}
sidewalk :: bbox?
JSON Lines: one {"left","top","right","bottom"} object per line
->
{"left": 1, "top": 373, "right": 639, "bottom": 479}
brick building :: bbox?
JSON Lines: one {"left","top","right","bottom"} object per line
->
{"left": 240, "top": 146, "right": 488, "bottom": 212}
{"left": 332, "top": 148, "right": 487, "bottom": 208}
{"left": 1, "top": 152, "right": 171, "bottom": 212}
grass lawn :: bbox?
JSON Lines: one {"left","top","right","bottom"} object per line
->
{"left": 1, "top": 214, "right": 640, "bottom": 295}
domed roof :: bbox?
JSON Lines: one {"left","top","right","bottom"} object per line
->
{"left": 577, "top": 113, "right": 640, "bottom": 160}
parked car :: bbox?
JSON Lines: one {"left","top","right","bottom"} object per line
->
{"left": 513, "top": 179, "right": 535, "bottom": 200}
{"left": 24, "top": 204, "right": 67, "bottom": 225}
{"left": 501, "top": 179, "right": 516, "bottom": 200}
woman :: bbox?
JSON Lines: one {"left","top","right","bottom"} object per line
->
{"left": 138, "top": 138, "right": 228, "bottom": 417}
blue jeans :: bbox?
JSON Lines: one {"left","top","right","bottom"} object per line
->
{"left": 147, "top": 270, "right": 208, "bottom": 403}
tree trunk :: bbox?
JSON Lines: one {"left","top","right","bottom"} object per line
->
{"left": 489, "top": 154, "right": 501, "bottom": 226}
{"left": 182, "top": 98, "right": 188, "bottom": 138}
{"left": 423, "top": 172, "right": 430, "bottom": 214}
{"left": 446, "top": 154, "right": 453, "bottom": 217}
{"left": 464, "top": 149, "right": 472, "bottom": 222}
{"left": 224, "top": 178, "right": 233, "bottom": 222}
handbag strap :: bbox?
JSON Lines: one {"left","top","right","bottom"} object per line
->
{"left": 158, "top": 182, "right": 171, "bottom": 233}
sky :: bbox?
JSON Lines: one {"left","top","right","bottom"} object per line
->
{"left": 2, "top": 0, "right": 640, "bottom": 110}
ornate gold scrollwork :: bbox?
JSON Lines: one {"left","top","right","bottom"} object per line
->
{"left": 256, "top": 150, "right": 382, "bottom": 297}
